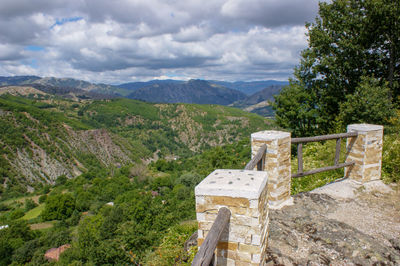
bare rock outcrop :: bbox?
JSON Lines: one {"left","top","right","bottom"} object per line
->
{"left": 266, "top": 182, "right": 400, "bottom": 265}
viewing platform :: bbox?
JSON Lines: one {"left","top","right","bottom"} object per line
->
{"left": 192, "top": 124, "right": 400, "bottom": 265}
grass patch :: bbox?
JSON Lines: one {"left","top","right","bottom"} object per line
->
{"left": 29, "top": 221, "right": 54, "bottom": 230}
{"left": 143, "top": 221, "right": 197, "bottom": 265}
{"left": 291, "top": 140, "right": 346, "bottom": 194}
{"left": 22, "top": 204, "right": 45, "bottom": 220}
{"left": 1, "top": 195, "right": 40, "bottom": 206}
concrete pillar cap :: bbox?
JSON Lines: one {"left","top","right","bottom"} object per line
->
{"left": 347, "top": 124, "right": 383, "bottom": 132}
{"left": 251, "top": 130, "right": 290, "bottom": 141}
{"left": 195, "top": 169, "right": 268, "bottom": 199}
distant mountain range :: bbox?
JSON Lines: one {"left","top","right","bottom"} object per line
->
{"left": 209, "top": 80, "right": 288, "bottom": 95}
{"left": 117, "top": 79, "right": 288, "bottom": 96}
{"left": 0, "top": 75, "right": 288, "bottom": 116}
{"left": 125, "top": 79, "right": 246, "bottom": 105}
{"left": 0, "top": 75, "right": 126, "bottom": 96}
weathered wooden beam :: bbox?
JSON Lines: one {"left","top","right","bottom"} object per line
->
{"left": 334, "top": 138, "right": 341, "bottom": 165}
{"left": 291, "top": 161, "right": 355, "bottom": 178}
{"left": 245, "top": 144, "right": 267, "bottom": 170}
{"left": 291, "top": 132, "right": 358, "bottom": 144}
{"left": 192, "top": 207, "right": 231, "bottom": 266}
{"left": 297, "top": 143, "right": 303, "bottom": 174}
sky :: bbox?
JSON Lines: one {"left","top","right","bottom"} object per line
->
{"left": 0, "top": 0, "right": 321, "bottom": 84}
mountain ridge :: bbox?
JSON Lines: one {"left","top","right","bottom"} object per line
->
{"left": 0, "top": 76, "right": 287, "bottom": 116}
{"left": 231, "top": 84, "right": 284, "bottom": 116}
{"left": 126, "top": 79, "right": 246, "bottom": 105}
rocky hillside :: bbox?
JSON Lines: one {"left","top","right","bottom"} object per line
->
{"left": 0, "top": 88, "right": 272, "bottom": 195}
{"left": 211, "top": 80, "right": 288, "bottom": 95}
{"left": 78, "top": 97, "right": 270, "bottom": 154}
{"left": 117, "top": 79, "right": 184, "bottom": 94}
{"left": 0, "top": 76, "right": 127, "bottom": 96}
{"left": 266, "top": 180, "right": 400, "bottom": 265}
{"left": 231, "top": 85, "right": 283, "bottom": 116}
{"left": 0, "top": 94, "right": 140, "bottom": 194}
{"left": 126, "top": 79, "right": 246, "bottom": 105}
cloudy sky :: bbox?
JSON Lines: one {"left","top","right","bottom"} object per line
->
{"left": 0, "top": 0, "right": 321, "bottom": 84}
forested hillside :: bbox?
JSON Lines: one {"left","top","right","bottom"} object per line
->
{"left": 0, "top": 87, "right": 272, "bottom": 198}
{"left": 0, "top": 85, "right": 274, "bottom": 264}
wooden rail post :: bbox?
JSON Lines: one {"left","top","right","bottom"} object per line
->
{"left": 251, "top": 131, "right": 292, "bottom": 209}
{"left": 345, "top": 124, "right": 384, "bottom": 182}
{"left": 195, "top": 169, "right": 269, "bottom": 265}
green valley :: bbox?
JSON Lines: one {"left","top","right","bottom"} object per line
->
{"left": 0, "top": 88, "right": 272, "bottom": 197}
{"left": 0, "top": 87, "right": 272, "bottom": 264}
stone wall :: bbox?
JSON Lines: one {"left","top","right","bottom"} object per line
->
{"left": 195, "top": 169, "right": 269, "bottom": 265}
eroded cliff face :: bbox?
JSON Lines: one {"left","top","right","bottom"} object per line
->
{"left": 4, "top": 126, "right": 134, "bottom": 187}
{"left": 266, "top": 185, "right": 400, "bottom": 265}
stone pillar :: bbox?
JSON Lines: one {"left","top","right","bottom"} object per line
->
{"left": 195, "top": 169, "right": 269, "bottom": 265}
{"left": 251, "top": 131, "right": 292, "bottom": 209}
{"left": 345, "top": 124, "right": 384, "bottom": 182}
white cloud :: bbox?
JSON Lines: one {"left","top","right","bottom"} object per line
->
{"left": 0, "top": 0, "right": 319, "bottom": 83}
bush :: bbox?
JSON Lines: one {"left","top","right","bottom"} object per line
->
{"left": 24, "top": 199, "right": 38, "bottom": 212}
{"left": 9, "top": 209, "right": 25, "bottom": 220}
{"left": 41, "top": 194, "right": 75, "bottom": 221}
{"left": 0, "top": 203, "right": 10, "bottom": 212}
{"left": 56, "top": 175, "right": 68, "bottom": 186}
{"left": 142, "top": 222, "right": 197, "bottom": 265}
{"left": 42, "top": 185, "right": 50, "bottom": 194}
{"left": 38, "top": 194, "right": 47, "bottom": 204}
{"left": 382, "top": 134, "right": 400, "bottom": 183}
{"left": 176, "top": 172, "right": 203, "bottom": 189}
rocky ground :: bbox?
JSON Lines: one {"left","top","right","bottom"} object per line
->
{"left": 265, "top": 179, "right": 400, "bottom": 265}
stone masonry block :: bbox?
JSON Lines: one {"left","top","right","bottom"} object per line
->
{"left": 238, "top": 243, "right": 262, "bottom": 254}
{"left": 346, "top": 124, "right": 383, "bottom": 183}
{"left": 195, "top": 169, "right": 269, "bottom": 265}
{"left": 206, "top": 196, "right": 250, "bottom": 208}
{"left": 251, "top": 130, "right": 292, "bottom": 210}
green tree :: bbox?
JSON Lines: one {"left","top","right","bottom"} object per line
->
{"left": 338, "top": 76, "right": 395, "bottom": 125}
{"left": 41, "top": 194, "right": 76, "bottom": 221}
{"left": 56, "top": 174, "right": 68, "bottom": 186}
{"left": 24, "top": 198, "right": 38, "bottom": 212}
{"left": 274, "top": 0, "right": 399, "bottom": 136}
{"left": 38, "top": 194, "right": 47, "bottom": 204}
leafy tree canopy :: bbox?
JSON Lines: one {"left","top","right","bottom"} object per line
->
{"left": 274, "top": 0, "right": 399, "bottom": 136}
{"left": 41, "top": 194, "right": 75, "bottom": 221}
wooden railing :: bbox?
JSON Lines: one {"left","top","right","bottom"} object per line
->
{"left": 244, "top": 144, "right": 267, "bottom": 171}
{"left": 191, "top": 207, "right": 231, "bottom": 266}
{"left": 192, "top": 131, "right": 359, "bottom": 265}
{"left": 291, "top": 132, "right": 358, "bottom": 178}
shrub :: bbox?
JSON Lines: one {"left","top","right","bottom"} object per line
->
{"left": 382, "top": 134, "right": 400, "bottom": 183}
{"left": 56, "top": 175, "right": 68, "bottom": 186}
{"left": 38, "top": 194, "right": 47, "bottom": 204}
{"left": 142, "top": 222, "right": 197, "bottom": 265}
{"left": 9, "top": 209, "right": 25, "bottom": 220}
{"left": 41, "top": 194, "right": 75, "bottom": 221}
{"left": 24, "top": 199, "right": 38, "bottom": 212}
